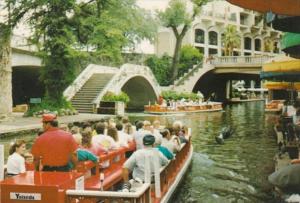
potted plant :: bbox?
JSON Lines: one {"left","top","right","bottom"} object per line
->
{"left": 99, "top": 91, "right": 130, "bottom": 115}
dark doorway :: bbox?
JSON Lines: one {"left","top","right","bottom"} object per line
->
{"left": 12, "top": 67, "right": 45, "bottom": 106}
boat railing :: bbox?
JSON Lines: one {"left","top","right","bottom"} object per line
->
{"left": 66, "top": 139, "right": 192, "bottom": 203}
{"left": 66, "top": 183, "right": 151, "bottom": 203}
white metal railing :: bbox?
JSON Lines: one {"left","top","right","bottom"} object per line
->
{"left": 66, "top": 183, "right": 151, "bottom": 202}
{"left": 212, "top": 55, "right": 274, "bottom": 66}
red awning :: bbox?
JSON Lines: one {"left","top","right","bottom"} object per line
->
{"left": 227, "top": 0, "right": 300, "bottom": 16}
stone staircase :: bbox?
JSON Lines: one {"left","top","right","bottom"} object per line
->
{"left": 71, "top": 73, "right": 115, "bottom": 113}
{"left": 174, "top": 63, "right": 203, "bottom": 86}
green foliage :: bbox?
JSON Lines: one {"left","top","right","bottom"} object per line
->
{"left": 161, "top": 90, "right": 201, "bottom": 101}
{"left": 102, "top": 91, "right": 130, "bottom": 103}
{"left": 26, "top": 98, "right": 75, "bottom": 117}
{"left": 158, "top": 0, "right": 208, "bottom": 82}
{"left": 158, "top": 0, "right": 191, "bottom": 27}
{"left": 73, "top": 0, "right": 157, "bottom": 64}
{"left": 178, "top": 45, "right": 203, "bottom": 77}
{"left": 222, "top": 25, "right": 241, "bottom": 56}
{"left": 145, "top": 54, "right": 172, "bottom": 86}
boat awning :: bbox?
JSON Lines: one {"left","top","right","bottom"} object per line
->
{"left": 226, "top": 0, "right": 300, "bottom": 16}
{"left": 281, "top": 32, "right": 300, "bottom": 59}
{"left": 260, "top": 71, "right": 300, "bottom": 81}
{"left": 264, "top": 81, "right": 300, "bottom": 90}
{"left": 266, "top": 13, "right": 300, "bottom": 33}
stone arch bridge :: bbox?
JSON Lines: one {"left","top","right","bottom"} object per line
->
{"left": 64, "top": 64, "right": 161, "bottom": 113}
{"left": 173, "top": 55, "right": 274, "bottom": 101}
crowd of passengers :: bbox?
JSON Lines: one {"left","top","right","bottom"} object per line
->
{"left": 6, "top": 114, "right": 191, "bottom": 179}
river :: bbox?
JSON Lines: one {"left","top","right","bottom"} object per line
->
{"left": 0, "top": 101, "right": 278, "bottom": 203}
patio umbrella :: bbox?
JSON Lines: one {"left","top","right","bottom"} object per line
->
{"left": 260, "top": 55, "right": 300, "bottom": 102}
{"left": 262, "top": 55, "right": 300, "bottom": 73}
{"left": 281, "top": 32, "right": 300, "bottom": 59}
{"left": 266, "top": 12, "right": 300, "bottom": 33}
{"left": 226, "top": 0, "right": 300, "bottom": 16}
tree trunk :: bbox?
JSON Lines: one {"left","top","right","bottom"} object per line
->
{"left": 171, "top": 35, "right": 183, "bottom": 83}
{"left": 0, "top": 25, "right": 12, "bottom": 119}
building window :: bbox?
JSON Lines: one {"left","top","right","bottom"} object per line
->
{"left": 274, "top": 41, "right": 279, "bottom": 53}
{"left": 209, "top": 48, "right": 218, "bottom": 55}
{"left": 195, "top": 29, "right": 205, "bottom": 44}
{"left": 209, "top": 31, "right": 218, "bottom": 45}
{"left": 196, "top": 46, "right": 204, "bottom": 54}
{"left": 244, "top": 52, "right": 251, "bottom": 56}
{"left": 244, "top": 37, "right": 252, "bottom": 50}
{"left": 255, "top": 39, "right": 261, "bottom": 51}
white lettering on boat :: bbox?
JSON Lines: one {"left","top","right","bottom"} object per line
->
{"left": 10, "top": 192, "right": 41, "bottom": 200}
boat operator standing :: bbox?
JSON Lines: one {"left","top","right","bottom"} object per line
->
{"left": 31, "top": 114, "right": 78, "bottom": 172}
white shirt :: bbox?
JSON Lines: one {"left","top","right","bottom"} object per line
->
{"left": 7, "top": 152, "right": 26, "bottom": 175}
{"left": 117, "top": 131, "right": 131, "bottom": 147}
{"left": 92, "top": 134, "right": 118, "bottom": 150}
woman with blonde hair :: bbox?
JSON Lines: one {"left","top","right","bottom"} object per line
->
{"left": 6, "top": 139, "right": 27, "bottom": 176}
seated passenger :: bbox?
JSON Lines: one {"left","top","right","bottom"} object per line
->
{"left": 152, "top": 120, "right": 163, "bottom": 146}
{"left": 122, "top": 134, "right": 169, "bottom": 183}
{"left": 81, "top": 130, "right": 107, "bottom": 155}
{"left": 70, "top": 126, "right": 82, "bottom": 146}
{"left": 124, "top": 123, "right": 134, "bottom": 140}
{"left": 161, "top": 129, "right": 181, "bottom": 153}
{"left": 156, "top": 145, "right": 174, "bottom": 160}
{"left": 116, "top": 123, "right": 131, "bottom": 147}
{"left": 134, "top": 121, "right": 145, "bottom": 150}
{"left": 173, "top": 121, "right": 188, "bottom": 144}
{"left": 92, "top": 122, "right": 118, "bottom": 150}
{"left": 6, "top": 139, "right": 26, "bottom": 176}
{"left": 107, "top": 127, "right": 120, "bottom": 148}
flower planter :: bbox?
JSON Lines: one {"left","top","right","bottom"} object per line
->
{"left": 98, "top": 101, "right": 125, "bottom": 115}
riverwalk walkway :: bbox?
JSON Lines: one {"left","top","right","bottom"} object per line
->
{"left": 0, "top": 113, "right": 109, "bottom": 135}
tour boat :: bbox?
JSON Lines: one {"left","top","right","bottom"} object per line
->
{"left": 144, "top": 102, "right": 222, "bottom": 114}
{"left": 0, "top": 139, "right": 193, "bottom": 203}
{"left": 265, "top": 100, "right": 285, "bottom": 113}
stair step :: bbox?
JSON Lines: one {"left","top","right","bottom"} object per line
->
{"left": 70, "top": 73, "right": 115, "bottom": 111}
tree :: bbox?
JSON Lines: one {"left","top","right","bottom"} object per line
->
{"left": 179, "top": 45, "right": 203, "bottom": 77}
{"left": 158, "top": 0, "right": 207, "bottom": 83}
{"left": 145, "top": 54, "right": 172, "bottom": 86}
{"left": 2, "top": 0, "right": 156, "bottom": 108}
{"left": 222, "top": 25, "right": 241, "bottom": 56}
{"left": 0, "top": 23, "right": 12, "bottom": 119}
{"left": 73, "top": 0, "right": 157, "bottom": 65}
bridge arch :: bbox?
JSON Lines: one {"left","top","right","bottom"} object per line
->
{"left": 120, "top": 75, "right": 158, "bottom": 110}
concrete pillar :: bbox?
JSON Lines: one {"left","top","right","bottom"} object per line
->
{"left": 251, "top": 37, "right": 255, "bottom": 55}
{"left": 217, "top": 31, "right": 222, "bottom": 56}
{"left": 250, "top": 80, "right": 255, "bottom": 88}
{"left": 204, "top": 30, "right": 209, "bottom": 58}
{"left": 226, "top": 80, "right": 233, "bottom": 99}
{"left": 240, "top": 36, "right": 245, "bottom": 56}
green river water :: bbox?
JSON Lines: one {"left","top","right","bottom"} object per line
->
{"left": 0, "top": 101, "right": 278, "bottom": 203}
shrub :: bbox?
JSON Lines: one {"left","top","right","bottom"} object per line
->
{"left": 178, "top": 45, "right": 203, "bottom": 77}
{"left": 25, "top": 97, "right": 76, "bottom": 117}
{"left": 161, "top": 90, "right": 201, "bottom": 101}
{"left": 145, "top": 54, "right": 172, "bottom": 86}
{"left": 101, "top": 91, "right": 130, "bottom": 103}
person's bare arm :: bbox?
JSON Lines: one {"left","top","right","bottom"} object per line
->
{"left": 71, "top": 151, "right": 78, "bottom": 169}
{"left": 33, "top": 156, "right": 41, "bottom": 171}
{"left": 122, "top": 167, "right": 130, "bottom": 182}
